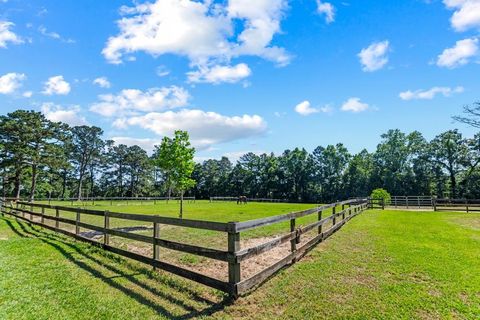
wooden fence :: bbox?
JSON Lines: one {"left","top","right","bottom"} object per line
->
{"left": 434, "top": 198, "right": 480, "bottom": 212}
{"left": 0, "top": 197, "right": 370, "bottom": 297}
{"left": 209, "top": 196, "right": 288, "bottom": 203}
{"left": 387, "top": 196, "right": 480, "bottom": 212}
{"left": 389, "top": 196, "right": 433, "bottom": 208}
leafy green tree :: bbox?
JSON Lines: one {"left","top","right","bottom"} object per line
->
{"left": 343, "top": 149, "right": 373, "bottom": 198}
{"left": 313, "top": 144, "right": 351, "bottom": 201}
{"left": 70, "top": 126, "right": 105, "bottom": 200}
{"left": 370, "top": 188, "right": 391, "bottom": 204}
{"left": 278, "top": 148, "right": 315, "bottom": 202}
{"left": 0, "top": 110, "right": 66, "bottom": 200}
{"left": 154, "top": 131, "right": 195, "bottom": 217}
{"left": 125, "top": 145, "right": 152, "bottom": 197}
{"left": 428, "top": 130, "right": 469, "bottom": 198}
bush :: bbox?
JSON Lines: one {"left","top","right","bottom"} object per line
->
{"left": 370, "top": 188, "right": 391, "bottom": 204}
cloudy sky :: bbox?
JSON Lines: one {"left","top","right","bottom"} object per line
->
{"left": 0, "top": 0, "right": 479, "bottom": 160}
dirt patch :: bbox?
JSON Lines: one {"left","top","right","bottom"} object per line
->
{"left": 80, "top": 222, "right": 334, "bottom": 283}
{"left": 447, "top": 216, "right": 480, "bottom": 231}
{"left": 428, "top": 288, "right": 442, "bottom": 298}
{"left": 80, "top": 225, "right": 152, "bottom": 239}
{"left": 415, "top": 309, "right": 441, "bottom": 320}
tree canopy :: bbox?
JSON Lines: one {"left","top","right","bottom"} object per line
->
{"left": 1, "top": 109, "right": 479, "bottom": 203}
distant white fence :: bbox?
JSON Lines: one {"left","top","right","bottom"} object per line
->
{"left": 388, "top": 196, "right": 480, "bottom": 212}
{"left": 209, "top": 196, "right": 289, "bottom": 203}
{"left": 389, "top": 196, "right": 433, "bottom": 208}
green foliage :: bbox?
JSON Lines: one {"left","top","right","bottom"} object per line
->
{"left": 153, "top": 130, "right": 196, "bottom": 217}
{"left": 1, "top": 107, "right": 480, "bottom": 202}
{"left": 370, "top": 188, "right": 391, "bottom": 203}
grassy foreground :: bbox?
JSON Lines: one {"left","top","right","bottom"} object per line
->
{"left": 0, "top": 209, "right": 479, "bottom": 319}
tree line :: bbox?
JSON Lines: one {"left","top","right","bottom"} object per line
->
{"left": 1, "top": 109, "right": 479, "bottom": 203}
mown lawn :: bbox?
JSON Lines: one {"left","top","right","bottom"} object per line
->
{"left": 1, "top": 209, "right": 479, "bottom": 319}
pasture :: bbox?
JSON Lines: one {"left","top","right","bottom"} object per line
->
{"left": 4, "top": 200, "right": 349, "bottom": 290}
{"left": 0, "top": 208, "right": 479, "bottom": 319}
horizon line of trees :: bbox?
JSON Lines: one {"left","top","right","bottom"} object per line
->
{"left": 1, "top": 109, "right": 479, "bottom": 203}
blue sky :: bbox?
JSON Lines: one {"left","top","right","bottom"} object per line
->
{"left": 0, "top": 0, "right": 479, "bottom": 161}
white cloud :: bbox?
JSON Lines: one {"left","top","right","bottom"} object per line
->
{"left": 89, "top": 86, "right": 190, "bottom": 117}
{"left": 399, "top": 86, "right": 464, "bottom": 100}
{"left": 38, "top": 25, "right": 75, "bottom": 43}
{"left": 22, "top": 91, "right": 33, "bottom": 98}
{"left": 358, "top": 40, "right": 390, "bottom": 72}
{"left": 444, "top": 0, "right": 480, "bottom": 32}
{"left": 294, "top": 100, "right": 332, "bottom": 116}
{"left": 341, "top": 97, "right": 369, "bottom": 113}
{"left": 93, "top": 77, "right": 111, "bottom": 88}
{"left": 295, "top": 100, "right": 318, "bottom": 116}
{"left": 0, "top": 72, "right": 26, "bottom": 94}
{"left": 41, "top": 103, "right": 88, "bottom": 126}
{"left": 102, "top": 0, "right": 290, "bottom": 68}
{"left": 316, "top": 1, "right": 335, "bottom": 24}
{"left": 0, "top": 21, "right": 23, "bottom": 48}
{"left": 156, "top": 65, "right": 170, "bottom": 77}
{"left": 113, "top": 109, "right": 267, "bottom": 150}
{"left": 42, "top": 75, "right": 71, "bottom": 95}
{"left": 436, "top": 38, "right": 478, "bottom": 68}
{"left": 187, "top": 63, "right": 251, "bottom": 84}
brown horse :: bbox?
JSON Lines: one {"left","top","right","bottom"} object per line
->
{"left": 237, "top": 196, "right": 248, "bottom": 205}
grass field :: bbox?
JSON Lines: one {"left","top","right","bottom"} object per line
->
{"left": 1, "top": 208, "right": 479, "bottom": 319}
{"left": 29, "top": 200, "right": 327, "bottom": 250}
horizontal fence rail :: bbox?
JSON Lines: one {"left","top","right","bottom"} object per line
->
{"left": 0, "top": 197, "right": 372, "bottom": 297}
{"left": 434, "top": 198, "right": 480, "bottom": 213}
{"left": 389, "top": 196, "right": 433, "bottom": 208}
{"left": 209, "top": 196, "right": 289, "bottom": 203}
{"left": 387, "top": 196, "right": 480, "bottom": 213}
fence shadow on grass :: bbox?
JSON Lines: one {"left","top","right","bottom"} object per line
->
{"left": 1, "top": 216, "right": 233, "bottom": 319}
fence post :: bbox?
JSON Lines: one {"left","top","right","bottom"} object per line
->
{"left": 153, "top": 222, "right": 160, "bottom": 265}
{"left": 55, "top": 208, "right": 60, "bottom": 229}
{"left": 227, "top": 222, "right": 240, "bottom": 297}
{"left": 332, "top": 206, "right": 337, "bottom": 226}
{"left": 75, "top": 210, "right": 80, "bottom": 235}
{"left": 104, "top": 211, "right": 110, "bottom": 246}
{"left": 290, "top": 218, "right": 297, "bottom": 253}
{"left": 433, "top": 199, "right": 437, "bottom": 212}
{"left": 318, "top": 210, "right": 323, "bottom": 235}
{"left": 41, "top": 207, "right": 45, "bottom": 224}
{"left": 382, "top": 198, "right": 385, "bottom": 210}
{"left": 465, "top": 199, "right": 469, "bottom": 213}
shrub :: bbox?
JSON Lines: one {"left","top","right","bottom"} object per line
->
{"left": 370, "top": 188, "right": 391, "bottom": 204}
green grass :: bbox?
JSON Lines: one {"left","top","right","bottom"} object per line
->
{"left": 28, "top": 200, "right": 329, "bottom": 250}
{"left": 1, "top": 209, "right": 479, "bottom": 319}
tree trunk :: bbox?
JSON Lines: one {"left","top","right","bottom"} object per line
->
{"left": 167, "top": 185, "right": 171, "bottom": 204}
{"left": 61, "top": 169, "right": 67, "bottom": 198}
{"left": 77, "top": 174, "right": 84, "bottom": 200}
{"left": 180, "top": 190, "right": 184, "bottom": 219}
{"left": 449, "top": 171, "right": 456, "bottom": 199}
{"left": 29, "top": 164, "right": 37, "bottom": 202}
{"left": 13, "top": 167, "right": 21, "bottom": 200}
